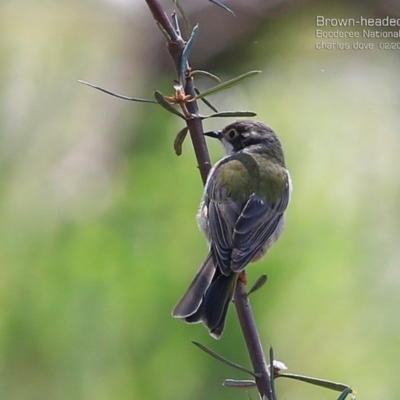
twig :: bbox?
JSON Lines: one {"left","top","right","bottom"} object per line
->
{"left": 144, "top": 0, "right": 211, "bottom": 184}
{"left": 144, "top": 1, "right": 273, "bottom": 399}
{"left": 234, "top": 279, "right": 273, "bottom": 399}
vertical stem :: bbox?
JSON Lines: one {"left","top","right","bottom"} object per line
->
{"left": 184, "top": 93, "right": 212, "bottom": 184}
{"left": 234, "top": 280, "right": 273, "bottom": 400}
{"left": 144, "top": 0, "right": 212, "bottom": 184}
{"left": 144, "top": 1, "right": 272, "bottom": 398}
{"left": 145, "top": 0, "right": 179, "bottom": 41}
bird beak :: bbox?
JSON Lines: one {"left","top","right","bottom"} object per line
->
{"left": 204, "top": 130, "right": 221, "bottom": 139}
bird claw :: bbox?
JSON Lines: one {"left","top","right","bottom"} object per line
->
{"left": 238, "top": 270, "right": 247, "bottom": 285}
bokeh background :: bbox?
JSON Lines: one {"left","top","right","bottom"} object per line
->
{"left": 1, "top": 0, "right": 400, "bottom": 399}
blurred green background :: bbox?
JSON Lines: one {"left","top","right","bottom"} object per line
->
{"left": 1, "top": 0, "right": 400, "bottom": 399}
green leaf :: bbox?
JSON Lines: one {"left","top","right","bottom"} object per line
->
{"left": 247, "top": 274, "right": 268, "bottom": 297}
{"left": 173, "top": 0, "right": 192, "bottom": 37}
{"left": 200, "top": 98, "right": 219, "bottom": 113}
{"left": 189, "top": 70, "right": 261, "bottom": 101}
{"left": 223, "top": 379, "right": 256, "bottom": 389}
{"left": 269, "top": 347, "right": 278, "bottom": 400}
{"left": 202, "top": 111, "right": 257, "bottom": 119}
{"left": 180, "top": 24, "right": 199, "bottom": 87}
{"left": 155, "top": 21, "right": 172, "bottom": 42}
{"left": 194, "top": 88, "right": 219, "bottom": 113}
{"left": 190, "top": 70, "right": 221, "bottom": 83}
{"left": 192, "top": 341, "right": 257, "bottom": 378}
{"left": 153, "top": 90, "right": 185, "bottom": 119}
{"left": 78, "top": 80, "right": 157, "bottom": 103}
{"left": 209, "top": 0, "right": 235, "bottom": 16}
{"left": 173, "top": 127, "right": 188, "bottom": 155}
{"left": 337, "top": 387, "right": 355, "bottom": 400}
{"left": 277, "top": 372, "right": 352, "bottom": 393}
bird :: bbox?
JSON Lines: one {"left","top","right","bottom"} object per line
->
{"left": 172, "top": 120, "right": 292, "bottom": 338}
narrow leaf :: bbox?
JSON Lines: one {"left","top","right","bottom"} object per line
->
{"left": 173, "top": 0, "right": 192, "bottom": 36}
{"left": 194, "top": 88, "right": 218, "bottom": 113}
{"left": 155, "top": 21, "right": 172, "bottom": 42}
{"left": 78, "top": 80, "right": 157, "bottom": 103}
{"left": 269, "top": 347, "right": 278, "bottom": 400}
{"left": 277, "top": 373, "right": 352, "bottom": 393}
{"left": 337, "top": 387, "right": 355, "bottom": 400}
{"left": 191, "top": 70, "right": 221, "bottom": 83}
{"left": 173, "top": 127, "right": 188, "bottom": 155}
{"left": 154, "top": 90, "right": 185, "bottom": 119}
{"left": 247, "top": 274, "right": 268, "bottom": 297}
{"left": 223, "top": 379, "right": 256, "bottom": 389}
{"left": 180, "top": 24, "right": 199, "bottom": 87}
{"left": 189, "top": 71, "right": 261, "bottom": 101}
{"left": 209, "top": 0, "right": 235, "bottom": 16}
{"left": 200, "top": 98, "right": 219, "bottom": 113}
{"left": 192, "top": 341, "right": 257, "bottom": 378}
{"left": 203, "top": 111, "right": 257, "bottom": 119}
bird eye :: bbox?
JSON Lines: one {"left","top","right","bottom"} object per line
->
{"left": 227, "top": 129, "right": 238, "bottom": 139}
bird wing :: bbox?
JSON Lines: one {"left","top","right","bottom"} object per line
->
{"left": 230, "top": 185, "right": 289, "bottom": 271}
{"left": 206, "top": 159, "right": 291, "bottom": 274}
{"left": 207, "top": 198, "right": 239, "bottom": 274}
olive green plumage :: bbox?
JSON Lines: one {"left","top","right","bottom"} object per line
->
{"left": 216, "top": 153, "right": 287, "bottom": 203}
{"left": 172, "top": 120, "right": 292, "bottom": 339}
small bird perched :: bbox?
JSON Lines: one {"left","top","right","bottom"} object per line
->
{"left": 172, "top": 120, "right": 292, "bottom": 338}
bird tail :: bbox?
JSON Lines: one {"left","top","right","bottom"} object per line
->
{"left": 172, "top": 250, "right": 237, "bottom": 339}
{"left": 172, "top": 251, "right": 216, "bottom": 318}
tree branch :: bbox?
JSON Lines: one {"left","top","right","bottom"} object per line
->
{"left": 144, "top": 1, "right": 273, "bottom": 399}
{"left": 144, "top": 0, "right": 211, "bottom": 184}
{"left": 234, "top": 279, "right": 273, "bottom": 399}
